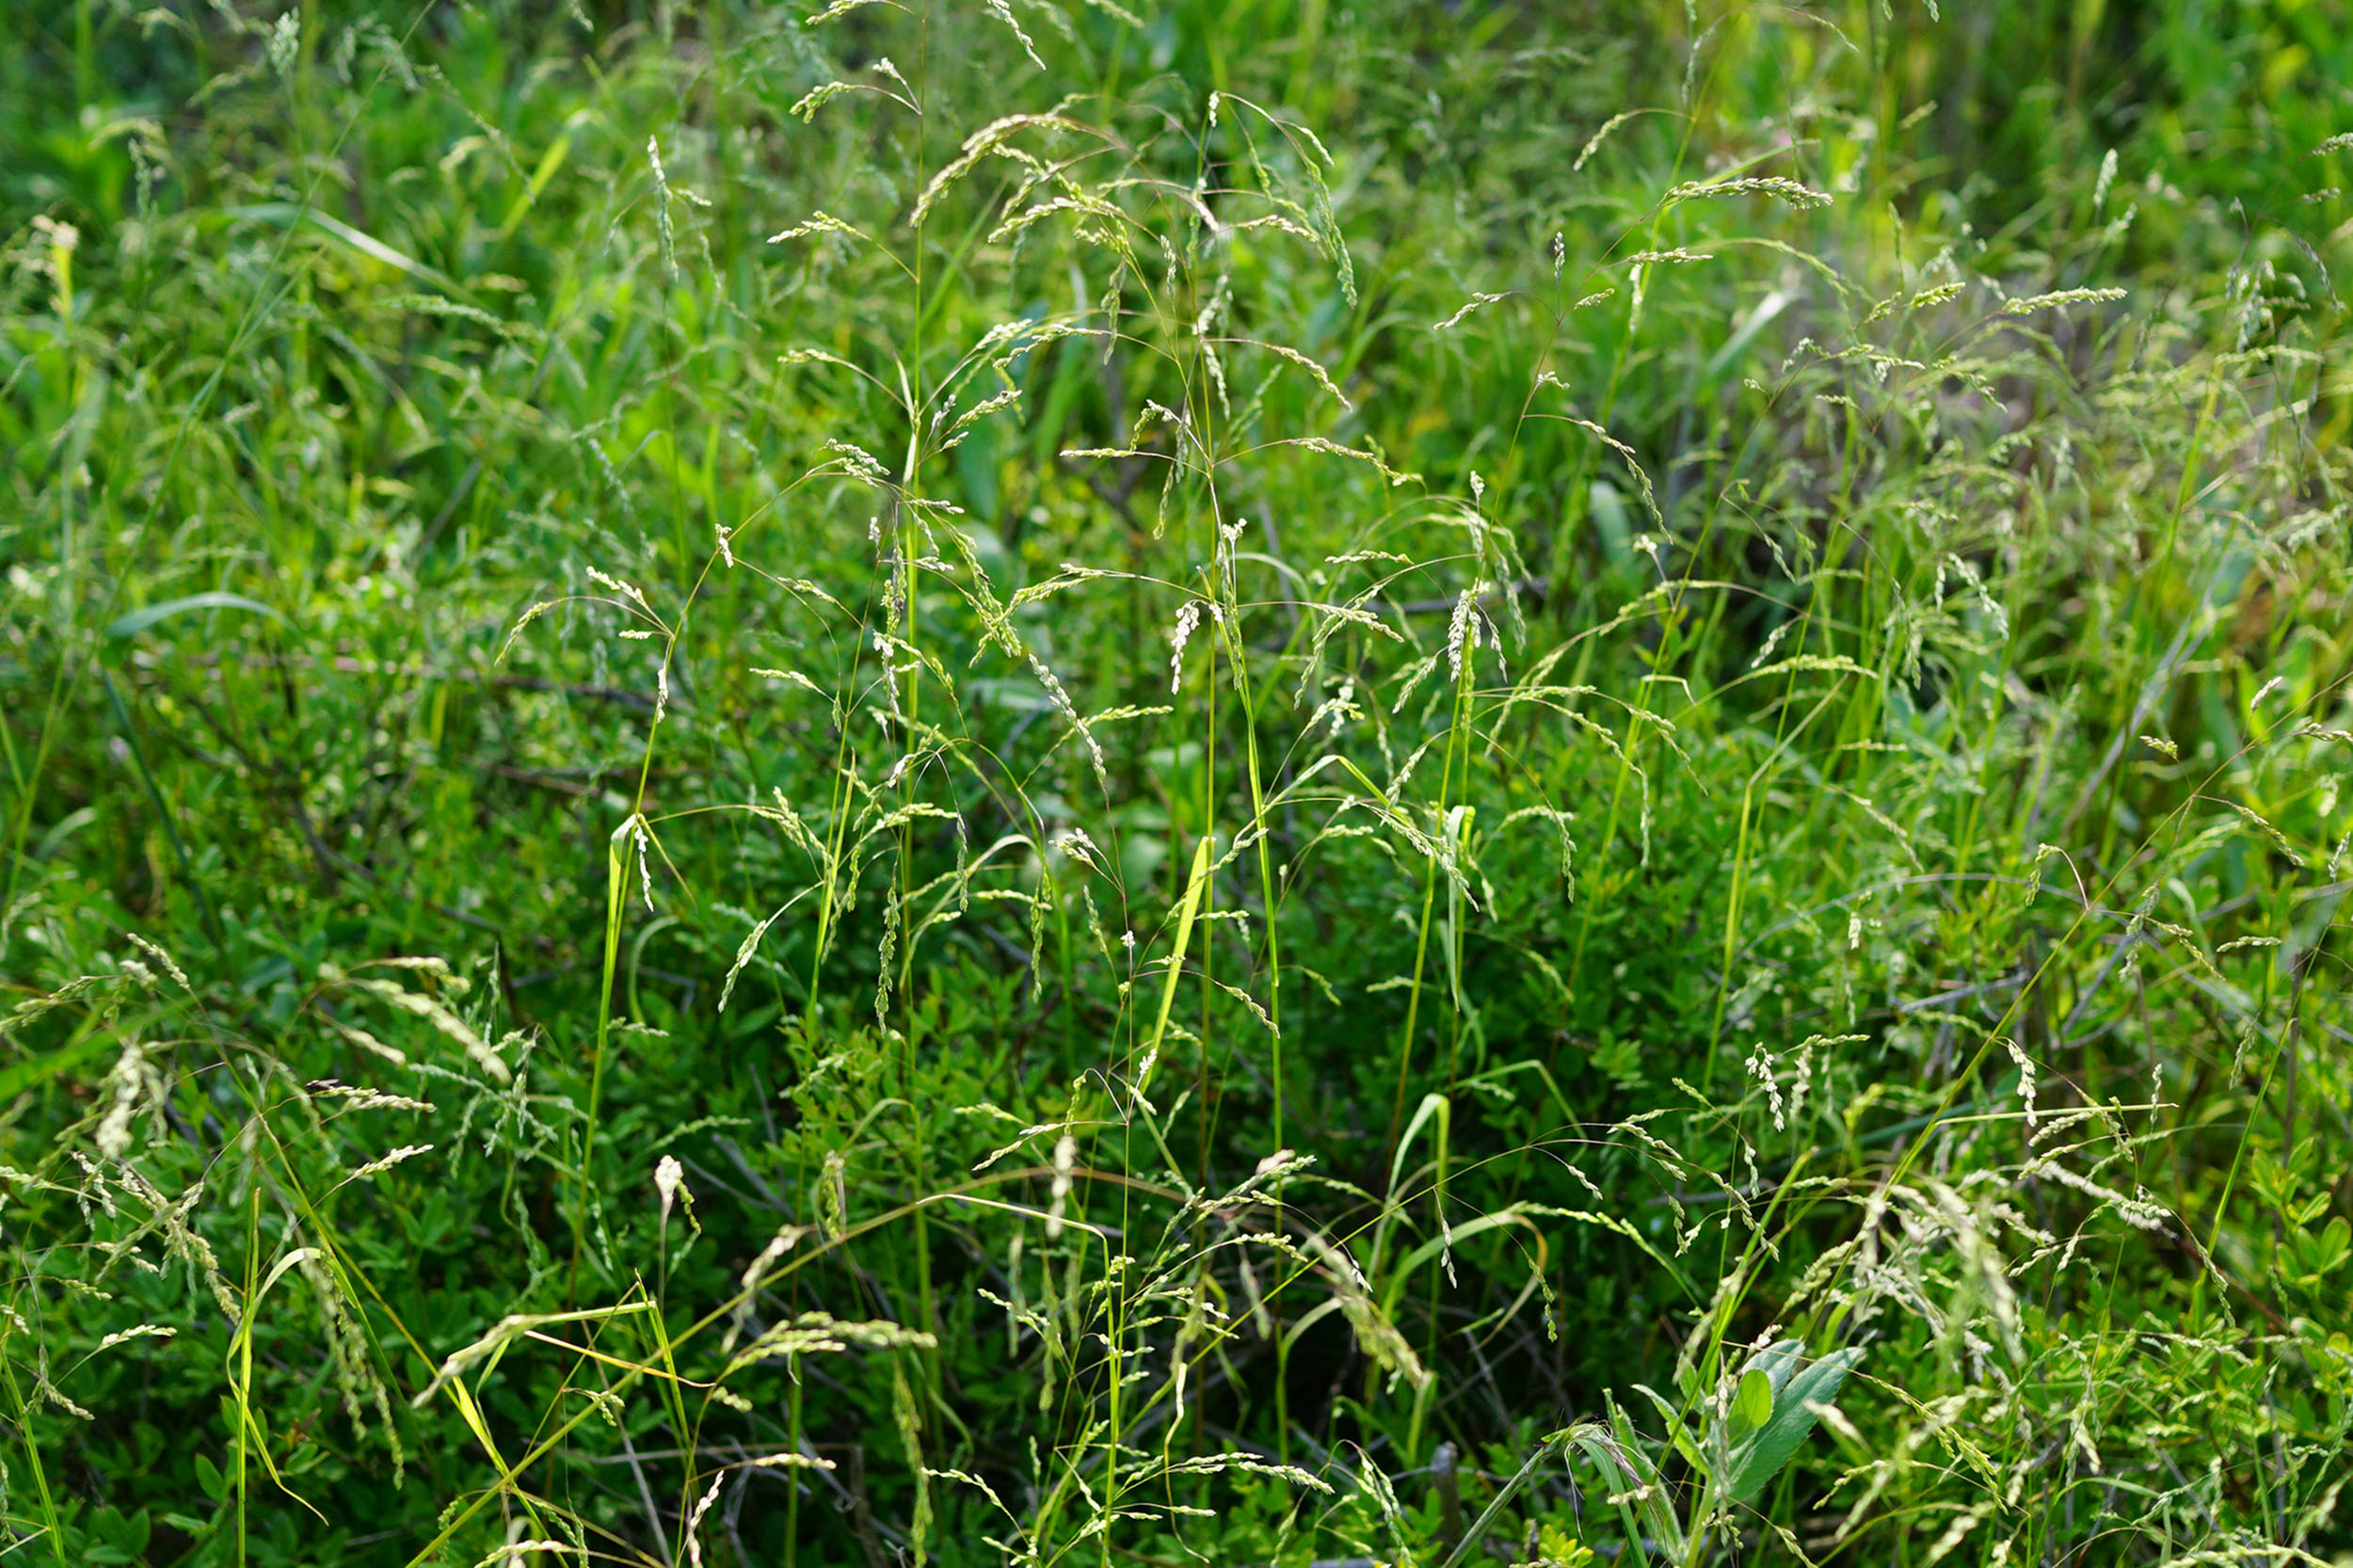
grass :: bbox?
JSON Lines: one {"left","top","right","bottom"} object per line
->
{"left": 3, "top": 0, "right": 2351, "bottom": 1564}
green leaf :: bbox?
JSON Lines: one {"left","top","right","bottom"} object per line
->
{"left": 1725, "top": 1341, "right": 1864, "bottom": 1504}
{"left": 1593, "top": 1391, "right": 1686, "bottom": 1562}
{"left": 227, "top": 203, "right": 460, "bottom": 291}
{"left": 104, "top": 592, "right": 284, "bottom": 640}
{"left": 1731, "top": 1367, "right": 1773, "bottom": 1439}
{"left": 1629, "top": 1383, "right": 1704, "bottom": 1473}
{"left": 2317, "top": 1216, "right": 2350, "bottom": 1270}
{"left": 1628, "top": 1384, "right": 1704, "bottom": 1468}
{"left": 90, "top": 1505, "right": 151, "bottom": 1554}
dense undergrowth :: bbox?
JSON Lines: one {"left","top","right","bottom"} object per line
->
{"left": 4, "top": 0, "right": 2351, "bottom": 1563}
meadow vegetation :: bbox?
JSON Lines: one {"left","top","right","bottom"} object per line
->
{"left": 4, "top": 0, "right": 2352, "bottom": 1563}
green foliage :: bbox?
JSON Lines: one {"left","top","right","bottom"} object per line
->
{"left": 3, "top": 0, "right": 2350, "bottom": 1564}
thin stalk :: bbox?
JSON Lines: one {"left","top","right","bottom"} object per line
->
{"left": 1387, "top": 647, "right": 1475, "bottom": 1166}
